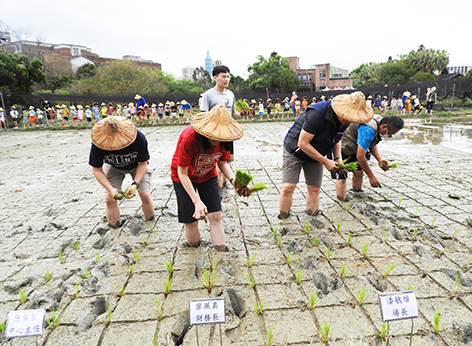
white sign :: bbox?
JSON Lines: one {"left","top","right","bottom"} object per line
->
{"left": 5, "top": 309, "right": 46, "bottom": 338}
{"left": 189, "top": 298, "right": 225, "bottom": 325}
{"left": 379, "top": 290, "right": 418, "bottom": 322}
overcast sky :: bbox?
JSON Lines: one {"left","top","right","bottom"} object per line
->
{"left": 1, "top": 0, "right": 470, "bottom": 78}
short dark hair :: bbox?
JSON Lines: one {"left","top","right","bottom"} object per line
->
{"left": 380, "top": 115, "right": 404, "bottom": 130}
{"left": 212, "top": 65, "right": 230, "bottom": 77}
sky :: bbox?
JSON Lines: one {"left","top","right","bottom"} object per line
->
{"left": 1, "top": 0, "right": 470, "bottom": 79}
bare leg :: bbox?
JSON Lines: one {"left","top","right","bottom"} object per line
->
{"left": 105, "top": 191, "right": 120, "bottom": 226}
{"left": 279, "top": 183, "right": 296, "bottom": 218}
{"left": 207, "top": 211, "right": 225, "bottom": 247}
{"left": 306, "top": 185, "right": 321, "bottom": 214}
{"left": 336, "top": 179, "right": 347, "bottom": 201}
{"left": 351, "top": 170, "right": 364, "bottom": 190}
{"left": 185, "top": 221, "right": 201, "bottom": 247}
{"left": 138, "top": 190, "right": 155, "bottom": 220}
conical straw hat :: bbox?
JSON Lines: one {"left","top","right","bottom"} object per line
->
{"left": 191, "top": 104, "right": 243, "bottom": 142}
{"left": 331, "top": 91, "right": 373, "bottom": 124}
{"left": 91, "top": 116, "right": 137, "bottom": 151}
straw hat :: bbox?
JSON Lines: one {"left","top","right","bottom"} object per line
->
{"left": 151, "top": 103, "right": 157, "bottom": 107}
{"left": 158, "top": 103, "right": 163, "bottom": 107}
{"left": 86, "top": 105, "right": 90, "bottom": 108}
{"left": 331, "top": 91, "right": 374, "bottom": 124}
{"left": 191, "top": 104, "right": 244, "bottom": 142}
{"left": 55, "top": 105, "right": 61, "bottom": 109}
{"left": 128, "top": 102, "right": 133, "bottom": 107}
{"left": 165, "top": 101, "right": 170, "bottom": 105}
{"left": 70, "top": 105, "right": 76, "bottom": 110}
{"left": 91, "top": 116, "right": 137, "bottom": 151}
{"left": 101, "top": 102, "right": 106, "bottom": 106}
{"left": 61, "top": 104, "right": 67, "bottom": 108}
{"left": 267, "top": 98, "right": 272, "bottom": 102}
{"left": 411, "top": 95, "right": 417, "bottom": 100}
{"left": 181, "top": 100, "right": 188, "bottom": 105}
{"left": 77, "top": 105, "right": 83, "bottom": 109}
{"left": 134, "top": 94, "right": 141, "bottom": 100}
{"left": 403, "top": 91, "right": 411, "bottom": 97}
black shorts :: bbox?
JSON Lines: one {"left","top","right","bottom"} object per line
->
{"left": 173, "top": 176, "right": 221, "bottom": 223}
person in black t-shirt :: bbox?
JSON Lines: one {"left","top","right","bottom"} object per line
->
{"left": 89, "top": 116, "right": 154, "bottom": 228}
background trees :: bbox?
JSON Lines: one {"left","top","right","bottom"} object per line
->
{"left": 0, "top": 51, "right": 45, "bottom": 92}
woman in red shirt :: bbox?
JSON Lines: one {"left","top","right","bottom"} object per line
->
{"left": 171, "top": 105, "right": 247, "bottom": 251}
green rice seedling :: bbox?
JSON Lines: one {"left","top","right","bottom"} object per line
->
{"left": 452, "top": 229, "right": 460, "bottom": 240}
{"left": 246, "top": 272, "right": 256, "bottom": 288}
{"left": 372, "top": 197, "right": 375, "bottom": 204}
{"left": 452, "top": 275, "right": 459, "bottom": 296}
{"left": 398, "top": 197, "right": 402, "bottom": 207}
{"left": 383, "top": 264, "right": 396, "bottom": 277}
{"left": 252, "top": 301, "right": 264, "bottom": 315}
{"left": 106, "top": 307, "right": 112, "bottom": 324}
{"left": 347, "top": 235, "right": 352, "bottom": 246}
{"left": 355, "top": 211, "right": 361, "bottom": 219}
{"left": 364, "top": 221, "right": 370, "bottom": 230}
{"left": 75, "top": 278, "right": 81, "bottom": 298}
{"left": 155, "top": 298, "right": 162, "bottom": 320}
{"left": 466, "top": 255, "right": 471, "bottom": 270}
{"left": 163, "top": 278, "right": 173, "bottom": 296}
{"left": 382, "top": 228, "right": 387, "bottom": 243}
{"left": 431, "top": 217, "right": 436, "bottom": 227}
{"left": 345, "top": 203, "right": 349, "bottom": 211}
{"left": 47, "top": 309, "right": 59, "bottom": 329}
{"left": 267, "top": 323, "right": 274, "bottom": 346}
{"left": 201, "top": 267, "right": 216, "bottom": 294}
{"left": 59, "top": 252, "right": 65, "bottom": 264}
{"left": 211, "top": 256, "right": 218, "bottom": 270}
{"left": 319, "top": 321, "right": 330, "bottom": 343}
{"left": 234, "top": 170, "right": 267, "bottom": 195}
{"left": 425, "top": 263, "right": 434, "bottom": 274}
{"left": 388, "top": 162, "right": 398, "bottom": 169}
{"left": 149, "top": 220, "right": 155, "bottom": 233}
{"left": 433, "top": 311, "right": 440, "bottom": 334}
{"left": 286, "top": 252, "right": 294, "bottom": 264}
{"left": 336, "top": 222, "right": 341, "bottom": 233}
{"left": 276, "top": 236, "right": 281, "bottom": 246}
{"left": 117, "top": 285, "right": 125, "bottom": 297}
{"left": 20, "top": 290, "right": 27, "bottom": 303}
{"left": 141, "top": 235, "right": 149, "bottom": 246}
{"left": 95, "top": 252, "right": 100, "bottom": 263}
{"left": 126, "top": 263, "right": 135, "bottom": 275}
{"left": 326, "top": 247, "right": 331, "bottom": 261}
{"left": 337, "top": 159, "right": 358, "bottom": 172}
{"left": 132, "top": 251, "right": 140, "bottom": 262}
{"left": 413, "top": 228, "right": 417, "bottom": 239}
{"left": 44, "top": 269, "right": 51, "bottom": 282}
{"left": 340, "top": 265, "right": 346, "bottom": 279}
{"left": 165, "top": 261, "right": 174, "bottom": 274}
{"left": 386, "top": 191, "right": 390, "bottom": 199}
{"left": 272, "top": 227, "right": 277, "bottom": 238}
{"left": 309, "top": 292, "right": 318, "bottom": 310}
{"left": 415, "top": 206, "right": 419, "bottom": 215}
{"left": 0, "top": 320, "right": 5, "bottom": 333}
{"left": 313, "top": 236, "right": 320, "bottom": 247}
{"left": 72, "top": 239, "right": 80, "bottom": 250}
{"left": 407, "top": 284, "right": 414, "bottom": 290}
{"left": 305, "top": 221, "right": 310, "bottom": 235}
{"left": 247, "top": 253, "right": 256, "bottom": 268}
{"left": 380, "top": 322, "right": 390, "bottom": 340}
{"left": 82, "top": 268, "right": 91, "bottom": 279}
{"left": 296, "top": 270, "right": 303, "bottom": 284}
{"left": 440, "top": 244, "right": 449, "bottom": 256}
{"left": 361, "top": 243, "right": 369, "bottom": 259}
{"left": 357, "top": 288, "right": 366, "bottom": 306}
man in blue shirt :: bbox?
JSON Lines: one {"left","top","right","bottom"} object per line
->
{"left": 135, "top": 94, "right": 146, "bottom": 110}
{"left": 334, "top": 114, "right": 404, "bottom": 201}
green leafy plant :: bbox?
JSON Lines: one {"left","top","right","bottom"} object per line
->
{"left": 267, "top": 323, "right": 273, "bottom": 346}
{"left": 319, "top": 321, "right": 330, "bottom": 343}
{"left": 117, "top": 285, "right": 125, "bottom": 297}
{"left": 165, "top": 261, "right": 174, "bottom": 274}
{"left": 398, "top": 197, "right": 402, "bottom": 207}
{"left": 347, "top": 235, "right": 352, "bottom": 246}
{"left": 252, "top": 301, "right": 264, "bottom": 315}
{"left": 201, "top": 267, "right": 216, "bottom": 294}
{"left": 44, "top": 269, "right": 51, "bottom": 282}
{"left": 286, "top": 252, "right": 294, "bottom": 264}
{"left": 383, "top": 264, "right": 396, "bottom": 277}
{"left": 326, "top": 247, "right": 331, "bottom": 261}
{"left": 386, "top": 191, "right": 390, "bottom": 199}
{"left": 59, "top": 252, "right": 65, "bottom": 264}
{"left": 413, "top": 228, "right": 417, "bottom": 239}
{"left": 440, "top": 244, "right": 449, "bottom": 256}
{"left": 364, "top": 221, "right": 370, "bottom": 230}
{"left": 296, "top": 270, "right": 303, "bottom": 284}
{"left": 46, "top": 309, "right": 59, "bottom": 329}
{"left": 380, "top": 322, "right": 390, "bottom": 340}
{"left": 132, "top": 251, "right": 140, "bottom": 262}
{"left": 272, "top": 227, "right": 277, "bottom": 238}
{"left": 305, "top": 221, "right": 310, "bottom": 235}
{"left": 345, "top": 203, "right": 349, "bottom": 211}
{"left": 431, "top": 217, "right": 436, "bottom": 227}
{"left": 163, "top": 278, "right": 173, "bottom": 297}
{"left": 382, "top": 228, "right": 387, "bottom": 243}
{"left": 126, "top": 263, "right": 135, "bottom": 275}
{"left": 95, "top": 252, "right": 100, "bottom": 263}
{"left": 402, "top": 242, "right": 408, "bottom": 256}
{"left": 20, "top": 290, "right": 27, "bottom": 303}
{"left": 372, "top": 197, "right": 375, "bottom": 204}
{"left": 276, "top": 236, "right": 281, "bottom": 246}
{"left": 336, "top": 222, "right": 341, "bottom": 233}
{"left": 452, "top": 275, "right": 459, "bottom": 296}
{"left": 309, "top": 292, "right": 318, "bottom": 310}
{"left": 415, "top": 206, "right": 419, "bottom": 215}
{"left": 155, "top": 298, "right": 162, "bottom": 320}
{"left": 361, "top": 243, "right": 369, "bottom": 259}
{"left": 340, "top": 265, "right": 346, "bottom": 279}
{"left": 247, "top": 253, "right": 256, "bottom": 268}
{"left": 357, "top": 288, "right": 366, "bottom": 306}
{"left": 106, "top": 307, "right": 112, "bottom": 324}
{"left": 82, "top": 268, "right": 91, "bottom": 279}
{"left": 246, "top": 272, "right": 256, "bottom": 288}
{"left": 234, "top": 170, "right": 267, "bottom": 195}
{"left": 0, "top": 320, "right": 5, "bottom": 333}
{"left": 336, "top": 159, "right": 358, "bottom": 172}
{"left": 313, "top": 236, "right": 320, "bottom": 247}
{"left": 141, "top": 235, "right": 149, "bottom": 246}
{"left": 433, "top": 311, "right": 440, "bottom": 334}
{"left": 407, "top": 284, "right": 414, "bottom": 290}
{"left": 72, "top": 239, "right": 80, "bottom": 250}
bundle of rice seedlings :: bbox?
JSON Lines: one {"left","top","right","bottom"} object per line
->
{"left": 336, "top": 159, "right": 359, "bottom": 172}
{"left": 388, "top": 162, "right": 398, "bottom": 169}
{"left": 235, "top": 100, "right": 251, "bottom": 113}
{"left": 234, "top": 170, "right": 267, "bottom": 196}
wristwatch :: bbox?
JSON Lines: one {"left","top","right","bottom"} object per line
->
{"left": 131, "top": 181, "right": 141, "bottom": 189}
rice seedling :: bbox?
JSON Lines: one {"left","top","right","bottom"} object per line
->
{"left": 347, "top": 235, "right": 352, "bottom": 246}
{"left": 357, "top": 288, "right": 366, "bottom": 306}
{"left": 252, "top": 301, "right": 264, "bottom": 315}
{"left": 132, "top": 251, "right": 140, "bottom": 262}
{"left": 201, "top": 267, "right": 216, "bottom": 294}
{"left": 380, "top": 322, "right": 390, "bottom": 340}
{"left": 440, "top": 244, "right": 449, "bottom": 256}
{"left": 431, "top": 217, "right": 436, "bottom": 227}
{"left": 267, "top": 323, "right": 274, "bottom": 346}
{"left": 141, "top": 235, "right": 149, "bottom": 246}
{"left": 433, "top": 311, "right": 440, "bottom": 334}
{"left": 20, "top": 290, "right": 27, "bottom": 303}
{"left": 364, "top": 221, "right": 370, "bottom": 230}
{"left": 246, "top": 272, "right": 256, "bottom": 288}
{"left": 326, "top": 247, "right": 331, "bottom": 261}
{"left": 44, "top": 269, "right": 51, "bottom": 282}
{"left": 276, "top": 236, "right": 281, "bottom": 246}
{"left": 388, "top": 162, "right": 398, "bottom": 169}
{"left": 383, "top": 264, "right": 396, "bottom": 277}
{"left": 319, "top": 321, "right": 330, "bottom": 343}
{"left": 313, "top": 236, "right": 320, "bottom": 247}
{"left": 386, "top": 191, "right": 390, "bottom": 199}
{"left": 296, "top": 270, "right": 303, "bottom": 284}
{"left": 95, "top": 252, "right": 100, "bottom": 263}
{"left": 413, "top": 228, "right": 417, "bottom": 239}
{"left": 361, "top": 243, "right": 369, "bottom": 259}
{"left": 149, "top": 220, "right": 155, "bottom": 233}
{"left": 452, "top": 229, "right": 460, "bottom": 240}
{"left": 163, "top": 278, "right": 173, "bottom": 296}
{"left": 309, "top": 292, "right": 318, "bottom": 310}
{"left": 117, "top": 285, "right": 125, "bottom": 297}
{"left": 452, "top": 275, "right": 459, "bottom": 296}
{"left": 340, "top": 265, "right": 346, "bottom": 279}
{"left": 336, "top": 159, "right": 358, "bottom": 172}
{"left": 75, "top": 278, "right": 81, "bottom": 298}
{"left": 165, "top": 261, "right": 174, "bottom": 274}
{"left": 415, "top": 206, "right": 419, "bottom": 215}
{"left": 247, "top": 253, "right": 256, "bottom": 268}
{"left": 106, "top": 307, "right": 112, "bottom": 324}
{"left": 126, "top": 263, "right": 135, "bottom": 275}
{"left": 382, "top": 228, "right": 387, "bottom": 243}
{"left": 336, "top": 222, "right": 341, "bottom": 233}
{"left": 272, "top": 227, "right": 277, "bottom": 238}
{"left": 0, "top": 320, "right": 5, "bottom": 334}
{"left": 407, "top": 284, "right": 414, "bottom": 290}
{"left": 234, "top": 170, "right": 267, "bottom": 195}
{"left": 72, "top": 239, "right": 80, "bottom": 250}
{"left": 425, "top": 263, "right": 434, "bottom": 274}
{"left": 305, "top": 221, "right": 310, "bottom": 235}
{"left": 47, "top": 309, "right": 59, "bottom": 329}
{"left": 398, "top": 197, "right": 402, "bottom": 207}
{"left": 59, "top": 252, "right": 65, "bottom": 264}
{"left": 466, "top": 255, "right": 471, "bottom": 270}
{"left": 82, "top": 268, "right": 91, "bottom": 279}
{"left": 286, "top": 252, "right": 294, "bottom": 264}
{"left": 372, "top": 197, "right": 375, "bottom": 204}
{"left": 345, "top": 203, "right": 350, "bottom": 211}
{"left": 155, "top": 298, "right": 162, "bottom": 320}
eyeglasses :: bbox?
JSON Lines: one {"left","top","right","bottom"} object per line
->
{"left": 218, "top": 74, "right": 231, "bottom": 80}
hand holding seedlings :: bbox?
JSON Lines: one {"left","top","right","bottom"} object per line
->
{"left": 234, "top": 170, "right": 267, "bottom": 197}
{"left": 114, "top": 185, "right": 139, "bottom": 200}
{"left": 192, "top": 200, "right": 208, "bottom": 221}
{"left": 334, "top": 159, "right": 359, "bottom": 174}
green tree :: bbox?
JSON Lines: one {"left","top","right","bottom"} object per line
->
{"left": 401, "top": 45, "right": 449, "bottom": 74}
{"left": 246, "top": 52, "right": 299, "bottom": 92}
{"left": 193, "top": 67, "right": 212, "bottom": 90}
{"left": 350, "top": 63, "right": 382, "bottom": 87}
{"left": 378, "top": 60, "right": 416, "bottom": 85}
{"left": 0, "top": 51, "right": 45, "bottom": 92}
{"left": 76, "top": 63, "right": 98, "bottom": 79}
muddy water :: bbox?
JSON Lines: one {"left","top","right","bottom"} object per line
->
{"left": 1, "top": 120, "right": 472, "bottom": 345}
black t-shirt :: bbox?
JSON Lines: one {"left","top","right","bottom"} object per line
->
{"left": 89, "top": 130, "right": 150, "bottom": 169}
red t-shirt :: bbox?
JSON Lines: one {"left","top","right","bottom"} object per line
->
{"left": 171, "top": 126, "right": 231, "bottom": 183}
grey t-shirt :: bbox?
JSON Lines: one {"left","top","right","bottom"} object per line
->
{"left": 200, "top": 88, "right": 235, "bottom": 113}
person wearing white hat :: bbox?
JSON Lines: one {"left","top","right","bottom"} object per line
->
{"left": 171, "top": 105, "right": 247, "bottom": 251}
{"left": 279, "top": 91, "right": 374, "bottom": 219}
{"left": 89, "top": 116, "right": 155, "bottom": 228}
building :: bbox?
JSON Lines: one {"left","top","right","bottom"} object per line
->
{"left": 0, "top": 31, "right": 161, "bottom": 72}
{"left": 182, "top": 66, "right": 195, "bottom": 81}
{"left": 205, "top": 50, "right": 212, "bottom": 75}
{"left": 447, "top": 66, "right": 472, "bottom": 75}
{"left": 213, "top": 59, "right": 222, "bottom": 67}
{"left": 284, "top": 56, "right": 353, "bottom": 91}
